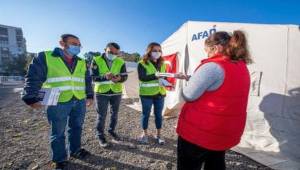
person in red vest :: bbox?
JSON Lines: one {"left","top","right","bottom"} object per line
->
{"left": 176, "top": 30, "right": 252, "bottom": 170}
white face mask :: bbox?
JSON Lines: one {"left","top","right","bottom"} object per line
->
{"left": 106, "top": 53, "right": 116, "bottom": 60}
{"left": 151, "top": 52, "right": 161, "bottom": 60}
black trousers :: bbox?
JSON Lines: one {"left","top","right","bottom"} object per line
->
{"left": 177, "top": 136, "right": 226, "bottom": 170}
{"left": 95, "top": 94, "right": 121, "bottom": 138}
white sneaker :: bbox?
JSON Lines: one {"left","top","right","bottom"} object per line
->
{"left": 137, "top": 135, "right": 149, "bottom": 144}
{"left": 109, "top": 132, "right": 121, "bottom": 144}
{"left": 99, "top": 137, "right": 108, "bottom": 148}
{"left": 155, "top": 136, "right": 165, "bottom": 145}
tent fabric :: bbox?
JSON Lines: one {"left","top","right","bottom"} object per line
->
{"left": 161, "top": 21, "right": 300, "bottom": 170}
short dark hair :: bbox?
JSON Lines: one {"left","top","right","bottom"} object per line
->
{"left": 106, "top": 42, "right": 120, "bottom": 50}
{"left": 61, "top": 34, "right": 79, "bottom": 42}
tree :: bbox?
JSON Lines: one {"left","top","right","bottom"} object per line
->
{"left": 2, "top": 53, "right": 30, "bottom": 76}
{"left": 131, "top": 52, "right": 141, "bottom": 62}
{"left": 119, "top": 51, "right": 141, "bottom": 62}
{"left": 82, "top": 51, "right": 141, "bottom": 63}
{"left": 83, "top": 51, "right": 101, "bottom": 66}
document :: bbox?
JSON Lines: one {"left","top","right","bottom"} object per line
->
{"left": 37, "top": 88, "right": 60, "bottom": 106}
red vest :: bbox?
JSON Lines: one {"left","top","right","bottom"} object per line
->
{"left": 176, "top": 54, "right": 250, "bottom": 151}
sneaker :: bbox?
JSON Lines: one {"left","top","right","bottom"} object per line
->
{"left": 70, "top": 148, "right": 90, "bottom": 159}
{"left": 50, "top": 161, "right": 68, "bottom": 170}
{"left": 109, "top": 131, "right": 121, "bottom": 143}
{"left": 155, "top": 136, "right": 165, "bottom": 145}
{"left": 137, "top": 135, "right": 149, "bottom": 144}
{"left": 99, "top": 136, "right": 108, "bottom": 148}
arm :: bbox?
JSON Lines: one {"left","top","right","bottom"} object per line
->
{"left": 137, "top": 63, "right": 157, "bottom": 81}
{"left": 182, "top": 62, "right": 224, "bottom": 102}
{"left": 85, "top": 63, "right": 94, "bottom": 99}
{"left": 21, "top": 52, "right": 47, "bottom": 105}
{"left": 118, "top": 63, "right": 128, "bottom": 83}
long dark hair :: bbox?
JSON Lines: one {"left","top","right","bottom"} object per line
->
{"left": 143, "top": 42, "right": 164, "bottom": 67}
{"left": 205, "top": 30, "right": 253, "bottom": 64}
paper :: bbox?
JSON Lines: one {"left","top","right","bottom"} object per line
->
{"left": 155, "top": 72, "right": 189, "bottom": 78}
{"left": 155, "top": 72, "right": 177, "bottom": 78}
{"left": 37, "top": 88, "right": 60, "bottom": 106}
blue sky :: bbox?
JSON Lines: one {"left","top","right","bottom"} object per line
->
{"left": 0, "top": 0, "right": 299, "bottom": 55}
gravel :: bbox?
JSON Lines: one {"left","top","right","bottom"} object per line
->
{"left": 0, "top": 86, "right": 273, "bottom": 170}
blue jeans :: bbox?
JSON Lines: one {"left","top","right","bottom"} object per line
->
{"left": 46, "top": 99, "right": 86, "bottom": 163}
{"left": 140, "top": 96, "right": 164, "bottom": 130}
{"left": 95, "top": 94, "right": 121, "bottom": 139}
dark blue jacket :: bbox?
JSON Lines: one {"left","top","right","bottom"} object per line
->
{"left": 22, "top": 48, "right": 93, "bottom": 105}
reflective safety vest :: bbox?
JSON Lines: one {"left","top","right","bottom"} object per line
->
{"left": 139, "top": 60, "right": 166, "bottom": 96}
{"left": 93, "top": 56, "right": 125, "bottom": 93}
{"left": 42, "top": 51, "right": 86, "bottom": 103}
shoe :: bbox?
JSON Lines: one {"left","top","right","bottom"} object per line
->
{"left": 99, "top": 136, "right": 108, "bottom": 148}
{"left": 109, "top": 131, "right": 121, "bottom": 143}
{"left": 155, "top": 136, "right": 165, "bottom": 145}
{"left": 137, "top": 135, "right": 149, "bottom": 144}
{"left": 50, "top": 161, "right": 68, "bottom": 170}
{"left": 70, "top": 148, "right": 90, "bottom": 159}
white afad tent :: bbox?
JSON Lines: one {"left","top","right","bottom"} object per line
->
{"left": 161, "top": 21, "right": 300, "bottom": 170}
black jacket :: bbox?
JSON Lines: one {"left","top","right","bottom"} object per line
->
{"left": 137, "top": 60, "right": 165, "bottom": 98}
{"left": 22, "top": 48, "right": 94, "bottom": 105}
{"left": 91, "top": 54, "right": 127, "bottom": 94}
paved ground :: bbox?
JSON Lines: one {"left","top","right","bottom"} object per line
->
{"left": 0, "top": 85, "right": 272, "bottom": 170}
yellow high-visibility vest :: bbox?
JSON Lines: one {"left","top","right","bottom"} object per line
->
{"left": 42, "top": 51, "right": 86, "bottom": 102}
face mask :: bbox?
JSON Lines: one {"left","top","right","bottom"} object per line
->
{"left": 66, "top": 45, "right": 81, "bottom": 56}
{"left": 106, "top": 53, "right": 116, "bottom": 60}
{"left": 151, "top": 52, "right": 161, "bottom": 60}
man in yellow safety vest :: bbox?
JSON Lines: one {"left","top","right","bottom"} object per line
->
{"left": 22, "top": 34, "right": 93, "bottom": 169}
{"left": 91, "top": 42, "right": 127, "bottom": 147}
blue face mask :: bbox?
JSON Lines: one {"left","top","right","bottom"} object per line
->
{"left": 66, "top": 45, "right": 81, "bottom": 56}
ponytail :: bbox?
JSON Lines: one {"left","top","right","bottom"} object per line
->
{"left": 226, "top": 30, "right": 253, "bottom": 64}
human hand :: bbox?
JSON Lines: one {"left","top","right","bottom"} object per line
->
{"left": 29, "top": 102, "right": 43, "bottom": 109}
{"left": 175, "top": 73, "right": 190, "bottom": 80}
{"left": 111, "top": 75, "right": 121, "bottom": 83}
{"left": 86, "top": 99, "right": 93, "bottom": 107}
{"left": 105, "top": 72, "right": 113, "bottom": 80}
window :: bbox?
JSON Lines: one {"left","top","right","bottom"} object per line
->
{"left": 2, "top": 56, "right": 9, "bottom": 63}
{"left": 16, "top": 36, "right": 23, "bottom": 42}
{"left": 0, "top": 27, "right": 9, "bottom": 42}
{"left": 15, "top": 29, "right": 23, "bottom": 36}
{"left": 1, "top": 47, "right": 9, "bottom": 55}
{"left": 0, "top": 36, "right": 8, "bottom": 42}
{"left": 17, "top": 42, "right": 23, "bottom": 48}
{"left": 0, "top": 27, "right": 8, "bottom": 36}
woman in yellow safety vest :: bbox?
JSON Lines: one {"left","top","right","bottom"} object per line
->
{"left": 137, "top": 42, "right": 167, "bottom": 145}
